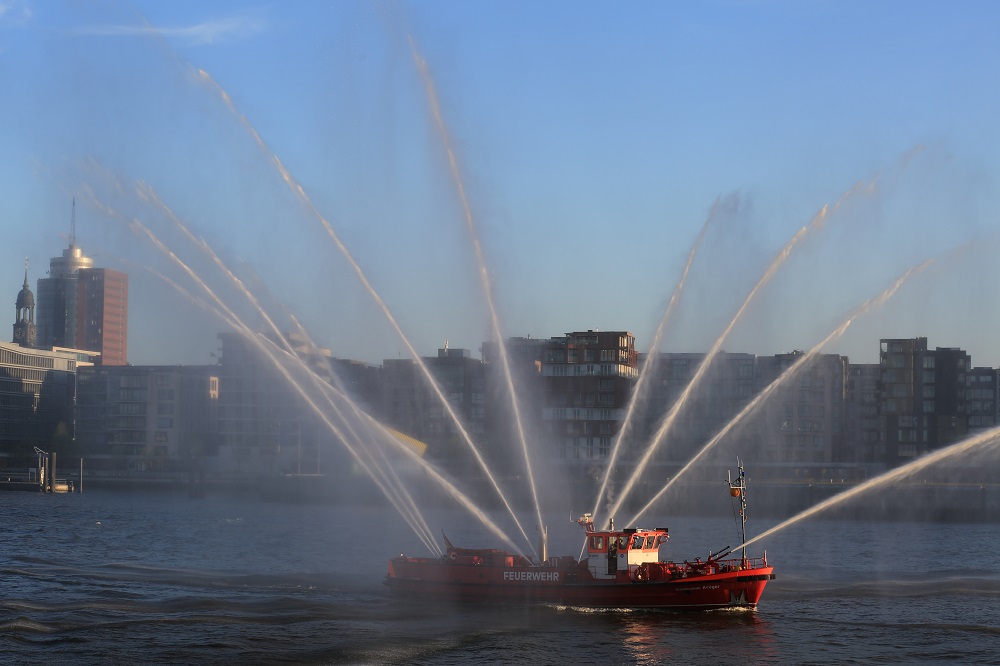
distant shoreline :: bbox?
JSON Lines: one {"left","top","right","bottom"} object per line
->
{"left": 4, "top": 473, "right": 997, "bottom": 523}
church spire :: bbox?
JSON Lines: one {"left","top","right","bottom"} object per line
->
{"left": 14, "top": 257, "right": 36, "bottom": 347}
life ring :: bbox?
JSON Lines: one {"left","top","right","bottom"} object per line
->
{"left": 449, "top": 552, "right": 458, "bottom": 561}
{"left": 633, "top": 565, "right": 649, "bottom": 583}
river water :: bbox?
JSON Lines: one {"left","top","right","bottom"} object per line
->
{"left": 1, "top": 489, "right": 997, "bottom": 665}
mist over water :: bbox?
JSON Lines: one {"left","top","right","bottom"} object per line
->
{"left": 74, "top": 54, "right": 959, "bottom": 567}
{"left": 70, "top": 22, "right": 999, "bottom": 596}
{"left": 9, "top": 4, "right": 1000, "bottom": 663}
{"left": 3, "top": 491, "right": 999, "bottom": 664}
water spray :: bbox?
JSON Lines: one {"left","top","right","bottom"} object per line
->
{"left": 194, "top": 66, "right": 538, "bottom": 559}
{"left": 733, "top": 427, "right": 1000, "bottom": 554}
{"left": 407, "top": 32, "right": 546, "bottom": 556}
{"left": 85, "top": 183, "right": 532, "bottom": 556}
{"left": 625, "top": 258, "right": 933, "bottom": 525}
{"left": 590, "top": 195, "right": 722, "bottom": 529}
{"left": 608, "top": 174, "right": 881, "bottom": 521}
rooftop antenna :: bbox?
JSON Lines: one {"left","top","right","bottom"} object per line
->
{"left": 70, "top": 198, "right": 77, "bottom": 248}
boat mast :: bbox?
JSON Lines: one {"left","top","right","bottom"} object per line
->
{"left": 728, "top": 458, "right": 748, "bottom": 564}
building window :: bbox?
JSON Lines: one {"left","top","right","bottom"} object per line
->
{"left": 120, "top": 374, "right": 145, "bottom": 388}
{"left": 668, "top": 360, "right": 689, "bottom": 379}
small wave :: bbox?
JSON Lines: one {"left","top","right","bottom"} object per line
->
{"left": 921, "top": 622, "right": 1000, "bottom": 636}
{"left": 771, "top": 574, "right": 1000, "bottom": 599}
{"left": 0, "top": 617, "right": 61, "bottom": 634}
{"left": 550, "top": 603, "right": 756, "bottom": 616}
{"left": 780, "top": 612, "right": 1000, "bottom": 641}
{"left": 552, "top": 604, "right": 637, "bottom": 614}
{"left": 10, "top": 559, "right": 364, "bottom": 592}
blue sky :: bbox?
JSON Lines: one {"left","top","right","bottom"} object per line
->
{"left": 2, "top": 1, "right": 998, "bottom": 367}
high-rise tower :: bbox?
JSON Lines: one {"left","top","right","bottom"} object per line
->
{"left": 36, "top": 200, "right": 128, "bottom": 365}
{"left": 77, "top": 267, "right": 128, "bottom": 365}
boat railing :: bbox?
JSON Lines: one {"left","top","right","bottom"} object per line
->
{"left": 709, "top": 554, "right": 768, "bottom": 572}
{"left": 637, "top": 554, "right": 770, "bottom": 581}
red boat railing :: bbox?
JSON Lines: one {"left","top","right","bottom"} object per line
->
{"left": 635, "top": 554, "right": 770, "bottom": 582}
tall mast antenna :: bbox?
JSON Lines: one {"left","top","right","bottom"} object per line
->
{"left": 70, "top": 197, "right": 77, "bottom": 247}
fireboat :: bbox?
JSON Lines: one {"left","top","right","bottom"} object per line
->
{"left": 385, "top": 461, "right": 775, "bottom": 610}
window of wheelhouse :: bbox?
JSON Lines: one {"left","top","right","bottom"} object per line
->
{"left": 630, "top": 535, "right": 644, "bottom": 550}
{"left": 645, "top": 535, "right": 656, "bottom": 549}
{"left": 588, "top": 535, "right": 605, "bottom": 552}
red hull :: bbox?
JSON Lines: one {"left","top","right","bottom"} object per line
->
{"left": 385, "top": 554, "right": 774, "bottom": 610}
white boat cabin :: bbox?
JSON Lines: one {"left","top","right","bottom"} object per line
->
{"left": 578, "top": 515, "right": 669, "bottom": 580}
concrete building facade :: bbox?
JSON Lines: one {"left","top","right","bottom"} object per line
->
{"left": 539, "top": 331, "right": 638, "bottom": 466}
{"left": 878, "top": 337, "right": 970, "bottom": 466}
{"left": 380, "top": 346, "right": 486, "bottom": 477}
{"left": 965, "top": 367, "right": 997, "bottom": 432}
{"left": 76, "top": 364, "right": 218, "bottom": 474}
{"left": 0, "top": 341, "right": 77, "bottom": 465}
